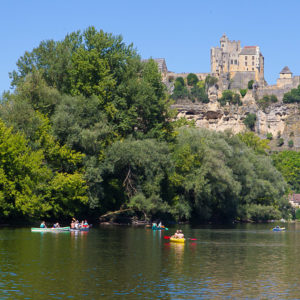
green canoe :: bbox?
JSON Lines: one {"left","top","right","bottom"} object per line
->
{"left": 31, "top": 227, "right": 70, "bottom": 232}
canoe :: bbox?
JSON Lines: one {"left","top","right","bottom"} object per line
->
{"left": 152, "top": 226, "right": 168, "bottom": 230}
{"left": 272, "top": 227, "right": 285, "bottom": 231}
{"left": 70, "top": 227, "right": 90, "bottom": 232}
{"left": 31, "top": 227, "right": 70, "bottom": 232}
{"left": 170, "top": 237, "right": 185, "bottom": 243}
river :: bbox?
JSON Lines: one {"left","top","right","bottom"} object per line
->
{"left": 1, "top": 223, "right": 300, "bottom": 299}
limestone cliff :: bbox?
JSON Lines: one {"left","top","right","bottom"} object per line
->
{"left": 172, "top": 91, "right": 300, "bottom": 150}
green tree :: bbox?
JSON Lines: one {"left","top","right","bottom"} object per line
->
{"left": 219, "top": 90, "right": 241, "bottom": 106}
{"left": 248, "top": 80, "right": 254, "bottom": 89}
{"left": 283, "top": 85, "right": 300, "bottom": 103}
{"left": 240, "top": 89, "right": 247, "bottom": 97}
{"left": 187, "top": 73, "right": 199, "bottom": 86}
{"left": 272, "top": 151, "right": 300, "bottom": 192}
{"left": 243, "top": 113, "right": 256, "bottom": 130}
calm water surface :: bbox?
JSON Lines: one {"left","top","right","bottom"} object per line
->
{"left": 1, "top": 223, "right": 300, "bottom": 299}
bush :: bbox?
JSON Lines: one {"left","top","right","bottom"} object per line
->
{"left": 243, "top": 113, "right": 256, "bottom": 130}
{"left": 257, "top": 95, "right": 278, "bottom": 111}
{"left": 219, "top": 90, "right": 242, "bottom": 106}
{"left": 277, "top": 138, "right": 284, "bottom": 147}
{"left": 288, "top": 140, "right": 294, "bottom": 148}
{"left": 266, "top": 133, "right": 273, "bottom": 140}
{"left": 175, "top": 77, "right": 184, "bottom": 87}
{"left": 187, "top": 73, "right": 199, "bottom": 86}
{"left": 240, "top": 89, "right": 247, "bottom": 97}
{"left": 283, "top": 85, "right": 300, "bottom": 103}
{"left": 205, "top": 75, "right": 218, "bottom": 89}
{"left": 295, "top": 208, "right": 300, "bottom": 220}
{"left": 190, "top": 85, "right": 209, "bottom": 103}
{"left": 248, "top": 80, "right": 254, "bottom": 89}
{"left": 247, "top": 204, "right": 282, "bottom": 222}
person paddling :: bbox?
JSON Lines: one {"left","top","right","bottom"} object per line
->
{"left": 40, "top": 221, "right": 46, "bottom": 228}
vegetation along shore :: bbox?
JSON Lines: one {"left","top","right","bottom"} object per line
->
{"left": 0, "top": 27, "right": 299, "bottom": 225}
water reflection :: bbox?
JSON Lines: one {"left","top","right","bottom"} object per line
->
{"left": 2, "top": 224, "right": 300, "bottom": 298}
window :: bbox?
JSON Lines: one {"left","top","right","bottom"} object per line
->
{"left": 245, "top": 56, "right": 248, "bottom": 60}
{"left": 234, "top": 60, "right": 237, "bottom": 64}
{"left": 252, "top": 62, "right": 254, "bottom": 66}
{"left": 245, "top": 62, "right": 247, "bottom": 66}
{"left": 252, "top": 68, "right": 254, "bottom": 71}
{"left": 222, "top": 44, "right": 224, "bottom": 47}
{"left": 231, "top": 60, "right": 233, "bottom": 64}
{"left": 252, "top": 56, "right": 255, "bottom": 60}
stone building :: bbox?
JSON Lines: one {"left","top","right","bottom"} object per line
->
{"left": 211, "top": 34, "right": 265, "bottom": 88}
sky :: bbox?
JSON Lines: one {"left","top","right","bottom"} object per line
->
{"left": 1, "top": 0, "right": 300, "bottom": 93}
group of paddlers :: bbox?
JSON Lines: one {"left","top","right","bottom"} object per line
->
{"left": 39, "top": 219, "right": 90, "bottom": 229}
{"left": 70, "top": 219, "right": 89, "bottom": 229}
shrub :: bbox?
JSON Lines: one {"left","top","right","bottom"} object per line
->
{"left": 277, "top": 138, "right": 284, "bottom": 147}
{"left": 175, "top": 77, "right": 185, "bottom": 87}
{"left": 296, "top": 208, "right": 300, "bottom": 220}
{"left": 219, "top": 90, "right": 242, "bottom": 106}
{"left": 187, "top": 73, "right": 199, "bottom": 86}
{"left": 257, "top": 95, "right": 278, "bottom": 111}
{"left": 243, "top": 113, "right": 256, "bottom": 130}
{"left": 266, "top": 133, "right": 273, "bottom": 140}
{"left": 248, "top": 80, "right": 254, "bottom": 89}
{"left": 247, "top": 204, "right": 281, "bottom": 222}
{"left": 288, "top": 140, "right": 294, "bottom": 148}
{"left": 283, "top": 85, "right": 300, "bottom": 103}
{"left": 240, "top": 89, "right": 247, "bottom": 97}
{"left": 205, "top": 75, "right": 218, "bottom": 89}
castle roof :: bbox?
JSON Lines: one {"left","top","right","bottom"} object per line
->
{"left": 280, "top": 66, "right": 292, "bottom": 74}
{"left": 240, "top": 46, "right": 257, "bottom": 55}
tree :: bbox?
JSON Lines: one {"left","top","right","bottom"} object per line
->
{"left": 243, "top": 113, "right": 256, "bottom": 130}
{"left": 283, "top": 85, "right": 300, "bottom": 103}
{"left": 248, "top": 80, "right": 254, "bottom": 89}
{"left": 187, "top": 73, "right": 199, "bottom": 86}
{"left": 219, "top": 90, "right": 241, "bottom": 106}
{"left": 0, "top": 120, "right": 88, "bottom": 221}
{"left": 272, "top": 151, "right": 300, "bottom": 192}
{"left": 240, "top": 89, "right": 247, "bottom": 97}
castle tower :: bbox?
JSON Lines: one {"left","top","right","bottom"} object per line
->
{"left": 277, "top": 66, "right": 293, "bottom": 87}
{"left": 211, "top": 34, "right": 241, "bottom": 75}
{"left": 211, "top": 34, "right": 265, "bottom": 88}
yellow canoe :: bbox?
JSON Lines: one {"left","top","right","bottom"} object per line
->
{"left": 170, "top": 237, "right": 185, "bottom": 243}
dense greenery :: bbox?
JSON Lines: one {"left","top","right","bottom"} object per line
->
{"left": 272, "top": 151, "right": 300, "bottom": 193}
{"left": 171, "top": 74, "right": 209, "bottom": 103}
{"left": 283, "top": 85, "right": 300, "bottom": 103}
{"left": 243, "top": 113, "right": 257, "bottom": 130}
{"left": 240, "top": 89, "right": 247, "bottom": 97}
{"left": 218, "top": 90, "right": 242, "bottom": 106}
{"left": 0, "top": 27, "right": 294, "bottom": 223}
{"left": 257, "top": 94, "right": 278, "bottom": 111}
{"left": 248, "top": 80, "right": 254, "bottom": 89}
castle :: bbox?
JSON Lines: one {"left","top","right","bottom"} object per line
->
{"left": 210, "top": 34, "right": 265, "bottom": 88}
{"left": 147, "top": 34, "right": 300, "bottom": 99}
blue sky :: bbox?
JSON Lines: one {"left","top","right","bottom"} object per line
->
{"left": 1, "top": 0, "right": 300, "bottom": 93}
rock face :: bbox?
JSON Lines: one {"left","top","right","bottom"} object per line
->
{"left": 172, "top": 93, "right": 300, "bottom": 150}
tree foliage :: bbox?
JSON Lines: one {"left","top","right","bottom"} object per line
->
{"left": 1, "top": 26, "right": 293, "bottom": 224}
{"left": 272, "top": 151, "right": 300, "bottom": 193}
{"left": 283, "top": 85, "right": 300, "bottom": 103}
{"left": 243, "top": 113, "right": 257, "bottom": 130}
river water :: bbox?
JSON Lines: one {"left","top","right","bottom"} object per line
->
{"left": 1, "top": 223, "right": 300, "bottom": 299}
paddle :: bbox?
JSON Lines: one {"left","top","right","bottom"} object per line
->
{"left": 164, "top": 236, "right": 197, "bottom": 241}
